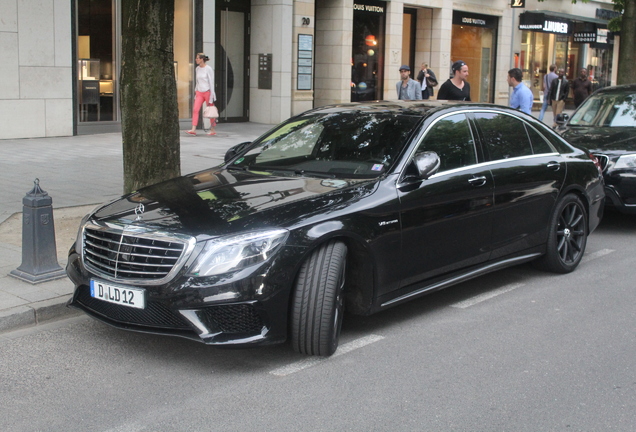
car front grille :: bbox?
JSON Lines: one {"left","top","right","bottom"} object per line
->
{"left": 76, "top": 286, "right": 192, "bottom": 329}
{"left": 83, "top": 225, "right": 189, "bottom": 282}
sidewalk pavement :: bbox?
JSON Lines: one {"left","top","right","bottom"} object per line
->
{"left": 0, "top": 107, "right": 574, "bottom": 336}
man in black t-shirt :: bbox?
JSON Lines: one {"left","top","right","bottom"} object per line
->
{"left": 436, "top": 60, "right": 471, "bottom": 101}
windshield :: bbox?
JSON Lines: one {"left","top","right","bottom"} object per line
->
{"left": 230, "top": 112, "right": 421, "bottom": 178}
{"left": 570, "top": 91, "right": 636, "bottom": 127}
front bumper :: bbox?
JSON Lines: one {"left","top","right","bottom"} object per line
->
{"left": 603, "top": 175, "right": 636, "bottom": 214}
{"left": 66, "top": 249, "right": 295, "bottom": 347}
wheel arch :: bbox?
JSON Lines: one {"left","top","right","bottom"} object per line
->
{"left": 558, "top": 185, "right": 591, "bottom": 232}
{"left": 288, "top": 231, "right": 377, "bottom": 318}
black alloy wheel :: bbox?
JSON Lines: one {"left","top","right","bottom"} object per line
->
{"left": 291, "top": 240, "right": 347, "bottom": 356}
{"left": 536, "top": 194, "right": 588, "bottom": 273}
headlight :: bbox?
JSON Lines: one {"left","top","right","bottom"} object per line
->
{"left": 614, "top": 154, "right": 636, "bottom": 170}
{"left": 188, "top": 229, "right": 289, "bottom": 277}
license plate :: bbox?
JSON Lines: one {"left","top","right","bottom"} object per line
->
{"left": 90, "top": 280, "right": 146, "bottom": 309}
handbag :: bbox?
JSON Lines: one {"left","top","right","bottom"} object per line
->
{"left": 426, "top": 76, "right": 438, "bottom": 87}
{"left": 203, "top": 104, "right": 219, "bottom": 119}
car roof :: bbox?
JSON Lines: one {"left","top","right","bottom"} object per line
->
{"left": 593, "top": 84, "right": 636, "bottom": 95}
{"left": 304, "top": 100, "right": 518, "bottom": 117}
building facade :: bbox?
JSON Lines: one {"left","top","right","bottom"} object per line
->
{"left": 0, "top": 0, "right": 619, "bottom": 140}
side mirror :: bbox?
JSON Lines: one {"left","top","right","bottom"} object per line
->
{"left": 413, "top": 151, "right": 440, "bottom": 179}
{"left": 555, "top": 113, "right": 569, "bottom": 125}
{"left": 224, "top": 141, "right": 252, "bottom": 163}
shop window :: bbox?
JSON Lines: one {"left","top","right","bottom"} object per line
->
{"left": 76, "top": 0, "right": 193, "bottom": 124}
{"left": 351, "top": 1, "right": 386, "bottom": 102}
{"left": 77, "top": 0, "right": 115, "bottom": 122}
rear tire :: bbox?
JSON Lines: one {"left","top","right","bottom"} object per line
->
{"left": 535, "top": 194, "right": 588, "bottom": 273}
{"left": 291, "top": 240, "right": 347, "bottom": 356}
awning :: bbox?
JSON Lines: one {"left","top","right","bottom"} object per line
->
{"left": 519, "top": 10, "right": 613, "bottom": 45}
{"left": 526, "top": 10, "right": 609, "bottom": 26}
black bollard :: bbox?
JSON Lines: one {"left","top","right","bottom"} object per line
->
{"left": 9, "top": 179, "right": 66, "bottom": 284}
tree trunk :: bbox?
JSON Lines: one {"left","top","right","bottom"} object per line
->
{"left": 617, "top": 0, "right": 636, "bottom": 84}
{"left": 120, "top": 0, "right": 180, "bottom": 194}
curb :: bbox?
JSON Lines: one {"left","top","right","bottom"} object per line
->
{"left": 0, "top": 295, "right": 81, "bottom": 333}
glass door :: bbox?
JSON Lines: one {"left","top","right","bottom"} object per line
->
{"left": 216, "top": 0, "right": 250, "bottom": 122}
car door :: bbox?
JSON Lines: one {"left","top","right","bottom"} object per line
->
{"left": 472, "top": 111, "right": 566, "bottom": 259}
{"left": 390, "top": 112, "right": 494, "bottom": 296}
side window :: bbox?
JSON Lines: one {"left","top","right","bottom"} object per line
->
{"left": 474, "top": 112, "right": 532, "bottom": 160}
{"left": 525, "top": 124, "right": 554, "bottom": 154}
{"left": 416, "top": 114, "right": 477, "bottom": 172}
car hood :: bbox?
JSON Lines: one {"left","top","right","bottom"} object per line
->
{"left": 560, "top": 126, "right": 636, "bottom": 155}
{"left": 90, "top": 168, "right": 376, "bottom": 238}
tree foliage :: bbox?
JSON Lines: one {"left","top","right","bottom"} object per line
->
{"left": 120, "top": 0, "right": 180, "bottom": 194}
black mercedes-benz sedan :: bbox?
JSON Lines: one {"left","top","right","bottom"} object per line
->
{"left": 67, "top": 101, "right": 604, "bottom": 356}
{"left": 556, "top": 84, "right": 636, "bottom": 214}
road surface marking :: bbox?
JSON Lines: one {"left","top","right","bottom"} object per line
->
{"left": 269, "top": 334, "right": 385, "bottom": 376}
{"left": 581, "top": 248, "right": 614, "bottom": 264}
{"left": 450, "top": 283, "right": 525, "bottom": 309}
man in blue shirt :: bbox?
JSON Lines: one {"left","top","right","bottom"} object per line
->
{"left": 507, "top": 68, "right": 533, "bottom": 115}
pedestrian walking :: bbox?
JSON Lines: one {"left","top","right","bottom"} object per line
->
{"left": 416, "top": 63, "right": 437, "bottom": 99}
{"left": 572, "top": 68, "right": 593, "bottom": 108}
{"left": 396, "top": 65, "right": 423, "bottom": 100}
{"left": 507, "top": 68, "right": 533, "bottom": 115}
{"left": 185, "top": 53, "right": 217, "bottom": 136}
{"left": 549, "top": 68, "right": 569, "bottom": 127}
{"left": 437, "top": 60, "right": 471, "bottom": 101}
{"left": 539, "top": 64, "right": 558, "bottom": 121}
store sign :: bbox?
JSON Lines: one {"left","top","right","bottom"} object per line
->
{"left": 452, "top": 12, "right": 497, "bottom": 28}
{"left": 597, "top": 28, "right": 608, "bottom": 44}
{"left": 574, "top": 32, "right": 596, "bottom": 43}
{"left": 462, "top": 17, "right": 487, "bottom": 26}
{"left": 353, "top": 3, "right": 384, "bottom": 13}
{"left": 511, "top": 0, "right": 525, "bottom": 8}
{"left": 596, "top": 8, "right": 621, "bottom": 21}
{"left": 519, "top": 12, "right": 571, "bottom": 34}
{"left": 544, "top": 21, "right": 569, "bottom": 33}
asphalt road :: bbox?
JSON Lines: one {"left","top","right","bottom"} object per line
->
{"left": 1, "top": 210, "right": 635, "bottom": 432}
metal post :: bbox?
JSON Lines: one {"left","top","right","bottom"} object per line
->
{"left": 9, "top": 179, "right": 66, "bottom": 284}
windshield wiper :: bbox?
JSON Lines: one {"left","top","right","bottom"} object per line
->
{"left": 293, "top": 169, "right": 336, "bottom": 178}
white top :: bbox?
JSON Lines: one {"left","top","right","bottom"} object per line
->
{"left": 196, "top": 64, "right": 216, "bottom": 102}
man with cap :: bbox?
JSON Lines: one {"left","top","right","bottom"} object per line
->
{"left": 437, "top": 60, "right": 471, "bottom": 101}
{"left": 396, "top": 65, "right": 423, "bottom": 100}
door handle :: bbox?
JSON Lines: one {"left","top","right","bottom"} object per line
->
{"left": 547, "top": 161, "right": 561, "bottom": 171}
{"left": 468, "top": 176, "right": 487, "bottom": 187}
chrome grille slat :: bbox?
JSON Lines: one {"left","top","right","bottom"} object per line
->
{"left": 82, "top": 224, "right": 192, "bottom": 283}
{"left": 85, "top": 249, "right": 118, "bottom": 264}
{"left": 85, "top": 255, "right": 118, "bottom": 271}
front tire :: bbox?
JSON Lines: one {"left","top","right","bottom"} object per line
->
{"left": 291, "top": 240, "right": 347, "bottom": 356}
{"left": 536, "top": 194, "right": 588, "bottom": 273}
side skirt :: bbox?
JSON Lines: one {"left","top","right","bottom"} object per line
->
{"left": 379, "top": 252, "right": 542, "bottom": 309}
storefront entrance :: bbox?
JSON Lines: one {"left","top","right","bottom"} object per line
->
{"left": 451, "top": 11, "right": 498, "bottom": 103}
{"left": 216, "top": 0, "right": 250, "bottom": 122}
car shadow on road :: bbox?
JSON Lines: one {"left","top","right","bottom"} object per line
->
{"left": 80, "top": 262, "right": 540, "bottom": 373}
{"left": 594, "top": 208, "right": 636, "bottom": 234}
